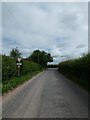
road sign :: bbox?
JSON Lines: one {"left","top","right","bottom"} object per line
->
{"left": 17, "top": 65, "right": 20, "bottom": 68}
{"left": 17, "top": 58, "right": 21, "bottom": 62}
{"left": 16, "top": 58, "right": 22, "bottom": 76}
{"left": 16, "top": 63, "right": 22, "bottom": 66}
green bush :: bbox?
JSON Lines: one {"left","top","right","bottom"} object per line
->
{"left": 0, "top": 55, "right": 2, "bottom": 84}
{"left": 58, "top": 54, "right": 89, "bottom": 90}
{"left": 2, "top": 55, "right": 43, "bottom": 83}
{"left": 2, "top": 55, "right": 17, "bottom": 82}
{"left": 21, "top": 60, "right": 43, "bottom": 75}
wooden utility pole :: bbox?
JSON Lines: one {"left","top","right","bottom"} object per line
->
{"left": 38, "top": 49, "right": 39, "bottom": 64}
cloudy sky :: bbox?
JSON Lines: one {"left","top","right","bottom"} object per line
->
{"left": 2, "top": 2, "right": 88, "bottom": 64}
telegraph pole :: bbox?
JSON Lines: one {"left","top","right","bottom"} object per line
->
{"left": 38, "top": 49, "right": 39, "bottom": 64}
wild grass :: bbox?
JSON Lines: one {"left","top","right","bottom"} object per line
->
{"left": 2, "top": 70, "right": 43, "bottom": 94}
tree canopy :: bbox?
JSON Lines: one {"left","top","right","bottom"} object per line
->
{"left": 28, "top": 50, "right": 53, "bottom": 67}
{"left": 10, "top": 47, "right": 22, "bottom": 59}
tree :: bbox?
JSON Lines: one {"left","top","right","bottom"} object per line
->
{"left": 10, "top": 47, "right": 22, "bottom": 59}
{"left": 28, "top": 50, "right": 53, "bottom": 67}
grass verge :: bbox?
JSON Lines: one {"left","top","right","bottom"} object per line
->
{"left": 2, "top": 70, "right": 44, "bottom": 95}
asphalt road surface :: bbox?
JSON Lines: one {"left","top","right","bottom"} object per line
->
{"left": 2, "top": 69, "right": 88, "bottom": 118}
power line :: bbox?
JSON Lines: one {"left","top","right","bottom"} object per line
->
{"left": 3, "top": 3, "right": 28, "bottom": 37}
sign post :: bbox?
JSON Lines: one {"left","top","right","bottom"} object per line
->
{"left": 16, "top": 58, "right": 22, "bottom": 76}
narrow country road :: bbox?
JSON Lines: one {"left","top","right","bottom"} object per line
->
{"left": 2, "top": 69, "right": 88, "bottom": 118}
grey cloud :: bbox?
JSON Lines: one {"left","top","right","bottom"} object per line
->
{"left": 2, "top": 2, "right": 88, "bottom": 63}
{"left": 58, "top": 12, "right": 78, "bottom": 31}
{"left": 76, "top": 44, "right": 86, "bottom": 48}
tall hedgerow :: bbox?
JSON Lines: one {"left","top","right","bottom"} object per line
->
{"left": 2, "top": 55, "right": 16, "bottom": 82}
{"left": 58, "top": 53, "right": 89, "bottom": 90}
{"left": 2, "top": 55, "right": 43, "bottom": 83}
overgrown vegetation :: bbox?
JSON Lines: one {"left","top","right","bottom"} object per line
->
{"left": 2, "top": 55, "right": 43, "bottom": 82}
{"left": 2, "top": 55, "right": 17, "bottom": 81}
{"left": 1, "top": 48, "right": 53, "bottom": 94}
{"left": 10, "top": 47, "right": 22, "bottom": 58}
{"left": 0, "top": 55, "right": 2, "bottom": 94}
{"left": 2, "top": 70, "right": 42, "bottom": 94}
{"left": 28, "top": 50, "right": 53, "bottom": 67}
{"left": 2, "top": 55, "right": 43, "bottom": 94}
{"left": 58, "top": 54, "right": 89, "bottom": 91}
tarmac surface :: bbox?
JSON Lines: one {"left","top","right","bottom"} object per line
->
{"left": 2, "top": 68, "right": 88, "bottom": 118}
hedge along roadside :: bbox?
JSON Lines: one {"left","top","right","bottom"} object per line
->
{"left": 2, "top": 70, "right": 44, "bottom": 94}
{"left": 58, "top": 54, "right": 89, "bottom": 91}
{"left": 2, "top": 55, "right": 44, "bottom": 94}
{"left": 2, "top": 55, "right": 43, "bottom": 82}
